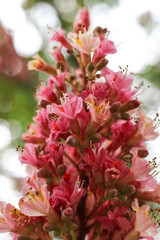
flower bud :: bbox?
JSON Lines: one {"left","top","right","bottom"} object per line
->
{"left": 105, "top": 168, "right": 120, "bottom": 181}
{"left": 56, "top": 61, "right": 65, "bottom": 72}
{"left": 113, "top": 113, "right": 121, "bottom": 120}
{"left": 107, "top": 188, "right": 118, "bottom": 198}
{"left": 66, "top": 136, "right": 79, "bottom": 147}
{"left": 110, "top": 102, "right": 121, "bottom": 114}
{"left": 62, "top": 207, "right": 73, "bottom": 221}
{"left": 117, "top": 194, "right": 127, "bottom": 202}
{"left": 57, "top": 164, "right": 67, "bottom": 176}
{"left": 37, "top": 168, "right": 53, "bottom": 179}
{"left": 28, "top": 54, "right": 57, "bottom": 76}
{"left": 87, "top": 62, "right": 95, "bottom": 72}
{"left": 46, "top": 178, "right": 54, "bottom": 185}
{"left": 96, "top": 58, "right": 108, "bottom": 71}
{"left": 120, "top": 100, "right": 140, "bottom": 112}
{"left": 138, "top": 149, "right": 149, "bottom": 158}
{"left": 120, "top": 112, "right": 130, "bottom": 120}
{"left": 38, "top": 99, "right": 49, "bottom": 108}
{"left": 105, "top": 168, "right": 120, "bottom": 187}
{"left": 119, "top": 185, "right": 136, "bottom": 195}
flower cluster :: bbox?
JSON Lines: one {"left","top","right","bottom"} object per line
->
{"left": 1, "top": 8, "right": 160, "bottom": 240}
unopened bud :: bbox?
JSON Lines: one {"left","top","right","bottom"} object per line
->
{"left": 56, "top": 62, "right": 65, "bottom": 72}
{"left": 57, "top": 164, "right": 67, "bottom": 176}
{"left": 94, "top": 26, "right": 103, "bottom": 35}
{"left": 67, "top": 49, "right": 74, "bottom": 54}
{"left": 62, "top": 207, "right": 73, "bottom": 221}
{"left": 94, "top": 26, "right": 108, "bottom": 35}
{"left": 113, "top": 113, "right": 121, "bottom": 120}
{"left": 66, "top": 136, "right": 79, "bottom": 147}
{"left": 96, "top": 58, "right": 108, "bottom": 71}
{"left": 38, "top": 99, "right": 49, "bottom": 108}
{"left": 105, "top": 168, "right": 120, "bottom": 181}
{"left": 119, "top": 185, "right": 136, "bottom": 195}
{"left": 46, "top": 178, "right": 54, "bottom": 185}
{"left": 71, "top": 222, "right": 78, "bottom": 231}
{"left": 43, "top": 222, "right": 58, "bottom": 232}
{"left": 117, "top": 194, "right": 127, "bottom": 201}
{"left": 105, "top": 168, "right": 120, "bottom": 187}
{"left": 107, "top": 188, "right": 118, "bottom": 198}
{"left": 110, "top": 102, "right": 121, "bottom": 114}
{"left": 37, "top": 168, "right": 53, "bottom": 178}
{"left": 120, "top": 100, "right": 140, "bottom": 112}
{"left": 138, "top": 149, "right": 149, "bottom": 158}
{"left": 95, "top": 73, "right": 101, "bottom": 78}
{"left": 87, "top": 62, "right": 95, "bottom": 72}
{"left": 120, "top": 112, "right": 130, "bottom": 120}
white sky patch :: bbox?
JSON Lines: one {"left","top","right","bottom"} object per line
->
{"left": 0, "top": 121, "right": 11, "bottom": 150}
{"left": 90, "top": 0, "right": 160, "bottom": 72}
{"left": 29, "top": 2, "right": 60, "bottom": 33}
{"left": 2, "top": 148, "right": 27, "bottom": 178}
{"left": 13, "top": 21, "right": 43, "bottom": 57}
{"left": 0, "top": 175, "right": 21, "bottom": 206}
{"left": 0, "top": 0, "right": 26, "bottom": 31}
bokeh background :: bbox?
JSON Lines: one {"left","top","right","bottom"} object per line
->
{"left": 0, "top": 0, "right": 160, "bottom": 239}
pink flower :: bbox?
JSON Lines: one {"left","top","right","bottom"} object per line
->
{"left": 101, "top": 67, "right": 136, "bottom": 103}
{"left": 22, "top": 123, "right": 46, "bottom": 144}
{"left": 36, "top": 79, "right": 58, "bottom": 106}
{"left": 68, "top": 30, "right": 100, "bottom": 55}
{"left": 45, "top": 141, "right": 64, "bottom": 168}
{"left": 49, "top": 71, "right": 69, "bottom": 92}
{"left": 117, "top": 148, "right": 157, "bottom": 190}
{"left": 47, "top": 93, "right": 83, "bottom": 120}
{"left": 50, "top": 177, "right": 85, "bottom": 214}
{"left": 85, "top": 94, "right": 110, "bottom": 124}
{"left": 19, "top": 177, "right": 59, "bottom": 227}
{"left": 0, "top": 201, "right": 29, "bottom": 234}
{"left": 92, "top": 38, "right": 117, "bottom": 64}
{"left": 33, "top": 109, "right": 50, "bottom": 137}
{"left": 124, "top": 199, "right": 158, "bottom": 239}
{"left": 74, "top": 8, "right": 90, "bottom": 32}
{"left": 28, "top": 54, "right": 57, "bottom": 75}
{"left": 19, "top": 143, "right": 39, "bottom": 167}
{"left": 108, "top": 120, "right": 137, "bottom": 152}
{"left": 50, "top": 28, "right": 72, "bottom": 50}
{"left": 128, "top": 109, "right": 159, "bottom": 145}
{"left": 47, "top": 117, "right": 69, "bottom": 141}
{"left": 51, "top": 45, "right": 67, "bottom": 71}
{"left": 139, "top": 184, "right": 160, "bottom": 204}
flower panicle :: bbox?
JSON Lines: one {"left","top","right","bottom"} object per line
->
{"left": 2, "top": 7, "right": 160, "bottom": 240}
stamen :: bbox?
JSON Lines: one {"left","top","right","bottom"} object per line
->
{"left": 149, "top": 157, "right": 160, "bottom": 178}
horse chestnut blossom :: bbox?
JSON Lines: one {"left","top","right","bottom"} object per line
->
{"left": 1, "top": 8, "right": 160, "bottom": 240}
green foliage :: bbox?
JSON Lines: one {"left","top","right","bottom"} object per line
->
{"left": 0, "top": 75, "right": 37, "bottom": 144}
{"left": 141, "top": 64, "right": 160, "bottom": 89}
